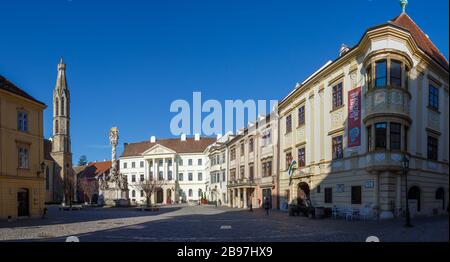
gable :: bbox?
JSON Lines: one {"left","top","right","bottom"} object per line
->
{"left": 142, "top": 144, "right": 176, "bottom": 156}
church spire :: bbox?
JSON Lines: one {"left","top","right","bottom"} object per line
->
{"left": 400, "top": 0, "right": 408, "bottom": 13}
{"left": 55, "top": 57, "right": 68, "bottom": 92}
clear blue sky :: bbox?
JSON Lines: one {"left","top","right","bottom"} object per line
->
{"left": 0, "top": 0, "right": 448, "bottom": 164}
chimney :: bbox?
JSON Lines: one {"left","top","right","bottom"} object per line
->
{"left": 181, "top": 134, "right": 186, "bottom": 141}
{"left": 194, "top": 133, "right": 200, "bottom": 141}
{"left": 339, "top": 44, "right": 350, "bottom": 57}
{"left": 150, "top": 136, "right": 156, "bottom": 143}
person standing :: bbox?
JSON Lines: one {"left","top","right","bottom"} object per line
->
{"left": 264, "top": 197, "right": 271, "bottom": 215}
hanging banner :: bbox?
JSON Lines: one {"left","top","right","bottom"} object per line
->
{"left": 348, "top": 86, "right": 361, "bottom": 148}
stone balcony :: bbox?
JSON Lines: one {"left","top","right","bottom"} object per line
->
{"left": 364, "top": 87, "right": 411, "bottom": 122}
{"left": 365, "top": 151, "right": 405, "bottom": 172}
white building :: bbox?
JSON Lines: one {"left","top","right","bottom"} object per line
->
{"left": 120, "top": 135, "right": 215, "bottom": 205}
{"left": 204, "top": 132, "right": 234, "bottom": 206}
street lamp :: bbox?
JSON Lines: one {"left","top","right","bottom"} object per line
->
{"left": 400, "top": 154, "right": 412, "bottom": 227}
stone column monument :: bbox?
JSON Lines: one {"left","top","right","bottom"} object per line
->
{"left": 109, "top": 127, "right": 120, "bottom": 199}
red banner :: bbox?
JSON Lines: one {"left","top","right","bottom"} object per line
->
{"left": 348, "top": 87, "right": 361, "bottom": 148}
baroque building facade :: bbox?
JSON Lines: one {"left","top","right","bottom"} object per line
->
{"left": 226, "top": 112, "right": 279, "bottom": 210}
{"left": 0, "top": 75, "right": 47, "bottom": 219}
{"left": 277, "top": 11, "right": 449, "bottom": 219}
{"left": 120, "top": 135, "right": 215, "bottom": 205}
{"left": 204, "top": 132, "right": 234, "bottom": 206}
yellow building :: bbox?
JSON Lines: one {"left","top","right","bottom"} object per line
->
{"left": 0, "top": 75, "right": 47, "bottom": 219}
{"left": 278, "top": 8, "right": 449, "bottom": 218}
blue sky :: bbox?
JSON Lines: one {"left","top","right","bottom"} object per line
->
{"left": 0, "top": 0, "right": 448, "bottom": 164}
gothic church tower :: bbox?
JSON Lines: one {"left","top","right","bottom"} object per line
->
{"left": 50, "top": 58, "right": 73, "bottom": 202}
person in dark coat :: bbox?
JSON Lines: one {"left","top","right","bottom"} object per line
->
{"left": 264, "top": 197, "right": 271, "bottom": 215}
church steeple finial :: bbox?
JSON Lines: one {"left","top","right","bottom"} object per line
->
{"left": 55, "top": 58, "right": 68, "bottom": 91}
{"left": 400, "top": 0, "right": 408, "bottom": 13}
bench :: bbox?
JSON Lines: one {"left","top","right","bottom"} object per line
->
{"left": 135, "top": 206, "right": 160, "bottom": 212}
{"left": 59, "top": 204, "right": 83, "bottom": 211}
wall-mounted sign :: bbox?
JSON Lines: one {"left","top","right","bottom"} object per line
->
{"left": 364, "top": 180, "right": 375, "bottom": 189}
{"left": 348, "top": 86, "right": 362, "bottom": 148}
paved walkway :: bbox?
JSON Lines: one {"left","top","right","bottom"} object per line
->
{"left": 0, "top": 205, "right": 447, "bottom": 242}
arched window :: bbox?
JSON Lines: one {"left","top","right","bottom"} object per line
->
{"left": 55, "top": 98, "right": 59, "bottom": 116}
{"left": 61, "top": 97, "right": 65, "bottom": 116}
{"left": 55, "top": 120, "right": 59, "bottom": 134}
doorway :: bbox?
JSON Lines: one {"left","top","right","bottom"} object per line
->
{"left": 166, "top": 189, "right": 172, "bottom": 204}
{"left": 298, "top": 182, "right": 311, "bottom": 207}
{"left": 408, "top": 186, "right": 421, "bottom": 213}
{"left": 156, "top": 188, "right": 164, "bottom": 204}
{"left": 17, "top": 188, "right": 29, "bottom": 217}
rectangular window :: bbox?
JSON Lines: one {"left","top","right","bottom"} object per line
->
{"left": 367, "top": 125, "right": 372, "bottom": 151}
{"left": 429, "top": 85, "right": 439, "bottom": 111}
{"left": 179, "top": 159, "right": 183, "bottom": 166}
{"left": 17, "top": 112, "right": 28, "bottom": 132}
{"left": 198, "top": 172, "right": 202, "bottom": 181}
{"left": 297, "top": 147, "right": 306, "bottom": 168}
{"left": 188, "top": 173, "right": 193, "bottom": 181}
{"left": 249, "top": 165, "right": 254, "bottom": 180}
{"left": 427, "top": 136, "right": 438, "bottom": 161}
{"left": 404, "top": 126, "right": 408, "bottom": 152}
{"left": 222, "top": 172, "right": 226, "bottom": 182}
{"left": 261, "top": 129, "right": 272, "bottom": 146}
{"left": 240, "top": 143, "right": 245, "bottom": 155}
{"left": 178, "top": 173, "right": 184, "bottom": 181}
{"left": 158, "top": 171, "right": 163, "bottom": 181}
{"left": 239, "top": 166, "right": 245, "bottom": 180}
{"left": 332, "top": 136, "right": 343, "bottom": 160}
{"left": 168, "top": 159, "right": 172, "bottom": 166}
{"left": 18, "top": 145, "right": 29, "bottom": 169}
{"left": 375, "top": 123, "right": 387, "bottom": 149}
{"left": 168, "top": 171, "right": 173, "bottom": 181}
{"left": 159, "top": 160, "right": 163, "bottom": 167}
{"left": 332, "top": 82, "right": 343, "bottom": 109}
{"left": 286, "top": 115, "right": 292, "bottom": 133}
{"left": 140, "top": 174, "right": 144, "bottom": 182}
{"left": 390, "top": 123, "right": 401, "bottom": 150}
{"left": 351, "top": 186, "right": 362, "bottom": 204}
{"left": 140, "top": 161, "right": 144, "bottom": 168}
{"left": 131, "top": 162, "right": 135, "bottom": 168}
{"left": 131, "top": 175, "right": 136, "bottom": 182}
{"left": 141, "top": 190, "right": 144, "bottom": 197}
{"left": 375, "top": 60, "right": 387, "bottom": 87}
{"left": 366, "top": 65, "right": 372, "bottom": 89}
{"left": 188, "top": 159, "right": 193, "bottom": 166}
{"left": 123, "top": 162, "right": 127, "bottom": 169}
{"left": 267, "top": 161, "right": 272, "bottom": 177}
{"left": 230, "top": 169, "right": 236, "bottom": 181}
{"left": 298, "top": 106, "right": 305, "bottom": 126}
{"left": 230, "top": 148, "right": 236, "bottom": 161}
{"left": 390, "top": 60, "right": 402, "bottom": 87}
{"left": 286, "top": 152, "right": 293, "bottom": 169}
{"left": 324, "top": 188, "right": 332, "bottom": 204}
{"left": 197, "top": 159, "right": 202, "bottom": 166}
{"left": 249, "top": 138, "right": 254, "bottom": 153}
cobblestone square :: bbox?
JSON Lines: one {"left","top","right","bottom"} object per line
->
{"left": 0, "top": 205, "right": 447, "bottom": 242}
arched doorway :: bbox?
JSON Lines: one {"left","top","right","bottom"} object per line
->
{"left": 436, "top": 188, "right": 445, "bottom": 211}
{"left": 156, "top": 188, "right": 164, "bottom": 204}
{"left": 297, "top": 182, "right": 311, "bottom": 207}
{"left": 166, "top": 189, "right": 172, "bottom": 204}
{"left": 408, "top": 186, "right": 421, "bottom": 213}
{"left": 17, "top": 188, "right": 29, "bottom": 217}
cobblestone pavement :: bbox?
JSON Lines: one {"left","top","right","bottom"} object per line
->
{"left": 0, "top": 205, "right": 448, "bottom": 242}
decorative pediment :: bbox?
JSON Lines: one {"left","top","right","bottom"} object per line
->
{"left": 142, "top": 144, "right": 176, "bottom": 156}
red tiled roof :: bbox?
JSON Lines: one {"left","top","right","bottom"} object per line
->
{"left": 76, "top": 161, "right": 112, "bottom": 179}
{"left": 0, "top": 75, "right": 46, "bottom": 106}
{"left": 390, "top": 13, "right": 449, "bottom": 70}
{"left": 122, "top": 137, "right": 216, "bottom": 157}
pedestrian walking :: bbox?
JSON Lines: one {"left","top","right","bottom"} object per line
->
{"left": 264, "top": 197, "right": 271, "bottom": 215}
